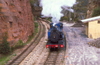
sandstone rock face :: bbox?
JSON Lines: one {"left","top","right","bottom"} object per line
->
{"left": 87, "top": 0, "right": 100, "bottom": 18}
{"left": 0, "top": 0, "right": 34, "bottom": 46}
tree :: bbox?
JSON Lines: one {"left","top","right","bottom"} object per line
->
{"left": 73, "top": 0, "right": 88, "bottom": 19}
{"left": 92, "top": 7, "right": 100, "bottom": 17}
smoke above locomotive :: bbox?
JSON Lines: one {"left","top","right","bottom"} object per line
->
{"left": 39, "top": 0, "right": 76, "bottom": 24}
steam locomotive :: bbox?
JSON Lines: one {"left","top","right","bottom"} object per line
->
{"left": 46, "top": 22, "right": 66, "bottom": 50}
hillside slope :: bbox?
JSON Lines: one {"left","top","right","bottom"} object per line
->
{"left": 0, "top": 0, "right": 34, "bottom": 46}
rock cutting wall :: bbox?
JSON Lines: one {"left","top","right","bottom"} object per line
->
{"left": 0, "top": 0, "right": 34, "bottom": 46}
{"left": 87, "top": 0, "right": 100, "bottom": 18}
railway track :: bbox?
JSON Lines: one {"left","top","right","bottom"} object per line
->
{"left": 6, "top": 20, "right": 45, "bottom": 65}
{"left": 44, "top": 49, "right": 66, "bottom": 65}
{"left": 44, "top": 50, "right": 59, "bottom": 65}
{"left": 6, "top": 19, "right": 66, "bottom": 65}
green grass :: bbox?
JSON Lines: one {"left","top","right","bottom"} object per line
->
{"left": 0, "top": 54, "right": 12, "bottom": 65}
{"left": 0, "top": 53, "right": 18, "bottom": 65}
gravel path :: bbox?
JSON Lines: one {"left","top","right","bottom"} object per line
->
{"left": 63, "top": 22, "right": 100, "bottom": 65}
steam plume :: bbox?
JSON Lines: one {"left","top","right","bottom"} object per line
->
{"left": 40, "top": 0, "right": 76, "bottom": 23}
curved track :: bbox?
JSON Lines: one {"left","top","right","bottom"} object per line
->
{"left": 6, "top": 20, "right": 67, "bottom": 65}
{"left": 6, "top": 21, "right": 45, "bottom": 65}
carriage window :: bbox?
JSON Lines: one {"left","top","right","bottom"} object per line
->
{"left": 98, "top": 20, "right": 100, "bottom": 23}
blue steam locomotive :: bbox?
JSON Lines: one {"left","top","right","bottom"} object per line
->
{"left": 46, "top": 22, "right": 66, "bottom": 50}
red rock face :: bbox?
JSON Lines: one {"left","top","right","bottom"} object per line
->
{"left": 0, "top": 0, "right": 34, "bottom": 46}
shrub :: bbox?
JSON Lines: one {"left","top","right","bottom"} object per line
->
{"left": 0, "top": 33, "right": 11, "bottom": 54}
{"left": 34, "top": 17, "right": 36, "bottom": 21}
{"left": 12, "top": 40, "right": 24, "bottom": 49}
{"left": 30, "top": 0, "right": 37, "bottom": 4}
{"left": 92, "top": 7, "right": 100, "bottom": 17}
{"left": 60, "top": 16, "right": 69, "bottom": 21}
{"left": 34, "top": 22, "right": 38, "bottom": 34}
{"left": 34, "top": 22, "right": 38, "bottom": 28}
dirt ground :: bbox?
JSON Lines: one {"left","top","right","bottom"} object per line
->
{"left": 63, "top": 22, "right": 100, "bottom": 65}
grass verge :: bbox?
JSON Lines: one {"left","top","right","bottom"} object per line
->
{"left": 0, "top": 53, "right": 16, "bottom": 65}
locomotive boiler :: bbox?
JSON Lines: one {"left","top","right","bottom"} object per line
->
{"left": 46, "top": 22, "right": 66, "bottom": 50}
